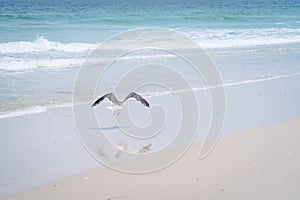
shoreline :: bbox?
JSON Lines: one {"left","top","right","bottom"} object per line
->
{"left": 0, "top": 72, "right": 300, "bottom": 196}
{"left": 1, "top": 1, "right": 300, "bottom": 199}
{"left": 1, "top": 71, "right": 300, "bottom": 120}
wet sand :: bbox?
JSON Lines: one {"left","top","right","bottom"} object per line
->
{"left": 1, "top": 74, "right": 300, "bottom": 199}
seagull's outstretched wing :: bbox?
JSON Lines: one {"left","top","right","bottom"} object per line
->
{"left": 91, "top": 93, "right": 119, "bottom": 107}
{"left": 123, "top": 92, "right": 150, "bottom": 107}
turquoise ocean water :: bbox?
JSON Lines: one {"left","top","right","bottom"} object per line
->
{"left": 0, "top": 0, "right": 300, "bottom": 117}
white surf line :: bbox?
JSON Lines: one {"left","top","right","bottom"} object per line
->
{"left": 0, "top": 103, "right": 73, "bottom": 119}
{"left": 143, "top": 72, "right": 300, "bottom": 99}
{"left": 1, "top": 72, "right": 299, "bottom": 119}
{"left": 213, "top": 72, "right": 300, "bottom": 89}
{"left": 208, "top": 46, "right": 300, "bottom": 55}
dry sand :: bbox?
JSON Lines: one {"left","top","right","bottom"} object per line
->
{"left": 2, "top": 116, "right": 299, "bottom": 200}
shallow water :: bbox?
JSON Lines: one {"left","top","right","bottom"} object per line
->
{"left": 1, "top": 0, "right": 300, "bottom": 117}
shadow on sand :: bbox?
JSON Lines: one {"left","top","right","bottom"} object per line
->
{"left": 89, "top": 126, "right": 129, "bottom": 131}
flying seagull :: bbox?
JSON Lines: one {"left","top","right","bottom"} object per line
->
{"left": 92, "top": 92, "right": 150, "bottom": 115}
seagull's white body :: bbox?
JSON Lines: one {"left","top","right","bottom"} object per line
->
{"left": 106, "top": 104, "right": 123, "bottom": 111}
{"left": 105, "top": 100, "right": 123, "bottom": 115}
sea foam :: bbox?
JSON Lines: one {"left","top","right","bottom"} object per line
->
{"left": 188, "top": 28, "right": 300, "bottom": 48}
{"left": 0, "top": 36, "right": 97, "bottom": 54}
{"left": 1, "top": 28, "right": 300, "bottom": 54}
{"left": 1, "top": 28, "right": 300, "bottom": 72}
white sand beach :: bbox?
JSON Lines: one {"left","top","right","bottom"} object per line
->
{"left": 1, "top": 0, "right": 300, "bottom": 199}
{"left": 1, "top": 116, "right": 299, "bottom": 200}
{"left": 1, "top": 74, "right": 300, "bottom": 199}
